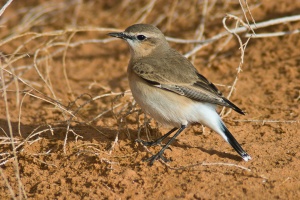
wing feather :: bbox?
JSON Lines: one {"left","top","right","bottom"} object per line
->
{"left": 132, "top": 62, "right": 244, "bottom": 115}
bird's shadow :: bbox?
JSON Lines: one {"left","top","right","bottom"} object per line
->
{"left": 194, "top": 146, "right": 243, "bottom": 162}
{"left": 136, "top": 135, "right": 244, "bottom": 162}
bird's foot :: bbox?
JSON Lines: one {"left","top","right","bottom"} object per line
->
{"left": 135, "top": 139, "right": 162, "bottom": 146}
{"left": 144, "top": 151, "right": 170, "bottom": 166}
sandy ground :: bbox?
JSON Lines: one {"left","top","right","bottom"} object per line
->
{"left": 0, "top": 0, "right": 300, "bottom": 199}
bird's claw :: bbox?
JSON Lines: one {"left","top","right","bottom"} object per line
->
{"left": 135, "top": 139, "right": 162, "bottom": 146}
{"left": 143, "top": 152, "right": 170, "bottom": 166}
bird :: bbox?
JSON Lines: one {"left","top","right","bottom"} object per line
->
{"left": 109, "top": 24, "right": 251, "bottom": 165}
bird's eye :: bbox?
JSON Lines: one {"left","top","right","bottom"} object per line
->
{"left": 137, "top": 35, "right": 146, "bottom": 41}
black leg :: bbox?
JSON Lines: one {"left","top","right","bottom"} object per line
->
{"left": 136, "top": 127, "right": 178, "bottom": 146}
{"left": 146, "top": 125, "right": 187, "bottom": 165}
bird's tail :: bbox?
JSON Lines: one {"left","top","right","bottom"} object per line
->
{"left": 220, "top": 122, "right": 251, "bottom": 161}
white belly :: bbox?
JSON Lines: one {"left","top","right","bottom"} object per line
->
{"left": 128, "top": 73, "right": 223, "bottom": 133}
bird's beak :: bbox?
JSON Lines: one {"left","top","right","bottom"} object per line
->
{"left": 108, "top": 32, "right": 128, "bottom": 39}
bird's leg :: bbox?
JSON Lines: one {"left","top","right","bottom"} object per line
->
{"left": 146, "top": 125, "right": 187, "bottom": 165}
{"left": 136, "top": 127, "right": 178, "bottom": 146}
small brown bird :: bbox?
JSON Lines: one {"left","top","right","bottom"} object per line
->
{"left": 109, "top": 24, "right": 251, "bottom": 165}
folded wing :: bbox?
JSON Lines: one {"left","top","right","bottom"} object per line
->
{"left": 132, "top": 63, "right": 245, "bottom": 115}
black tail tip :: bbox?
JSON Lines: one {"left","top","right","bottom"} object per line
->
{"left": 221, "top": 123, "right": 251, "bottom": 161}
{"left": 241, "top": 153, "right": 252, "bottom": 161}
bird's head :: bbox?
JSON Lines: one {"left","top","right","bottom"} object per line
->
{"left": 109, "top": 24, "right": 169, "bottom": 58}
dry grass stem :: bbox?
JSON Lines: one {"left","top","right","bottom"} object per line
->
{"left": 245, "top": 29, "right": 300, "bottom": 38}
{"left": 220, "top": 14, "right": 252, "bottom": 117}
{"left": 233, "top": 119, "right": 299, "bottom": 125}
{"left": 1, "top": 60, "right": 27, "bottom": 198}
{"left": 165, "top": 161, "right": 251, "bottom": 172}
{"left": 0, "top": 167, "right": 16, "bottom": 200}
{"left": 184, "top": 14, "right": 300, "bottom": 57}
{"left": 0, "top": 0, "right": 13, "bottom": 17}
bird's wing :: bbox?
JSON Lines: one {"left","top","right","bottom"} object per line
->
{"left": 132, "top": 62, "right": 244, "bottom": 115}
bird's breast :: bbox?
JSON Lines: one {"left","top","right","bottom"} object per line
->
{"left": 127, "top": 71, "right": 214, "bottom": 128}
